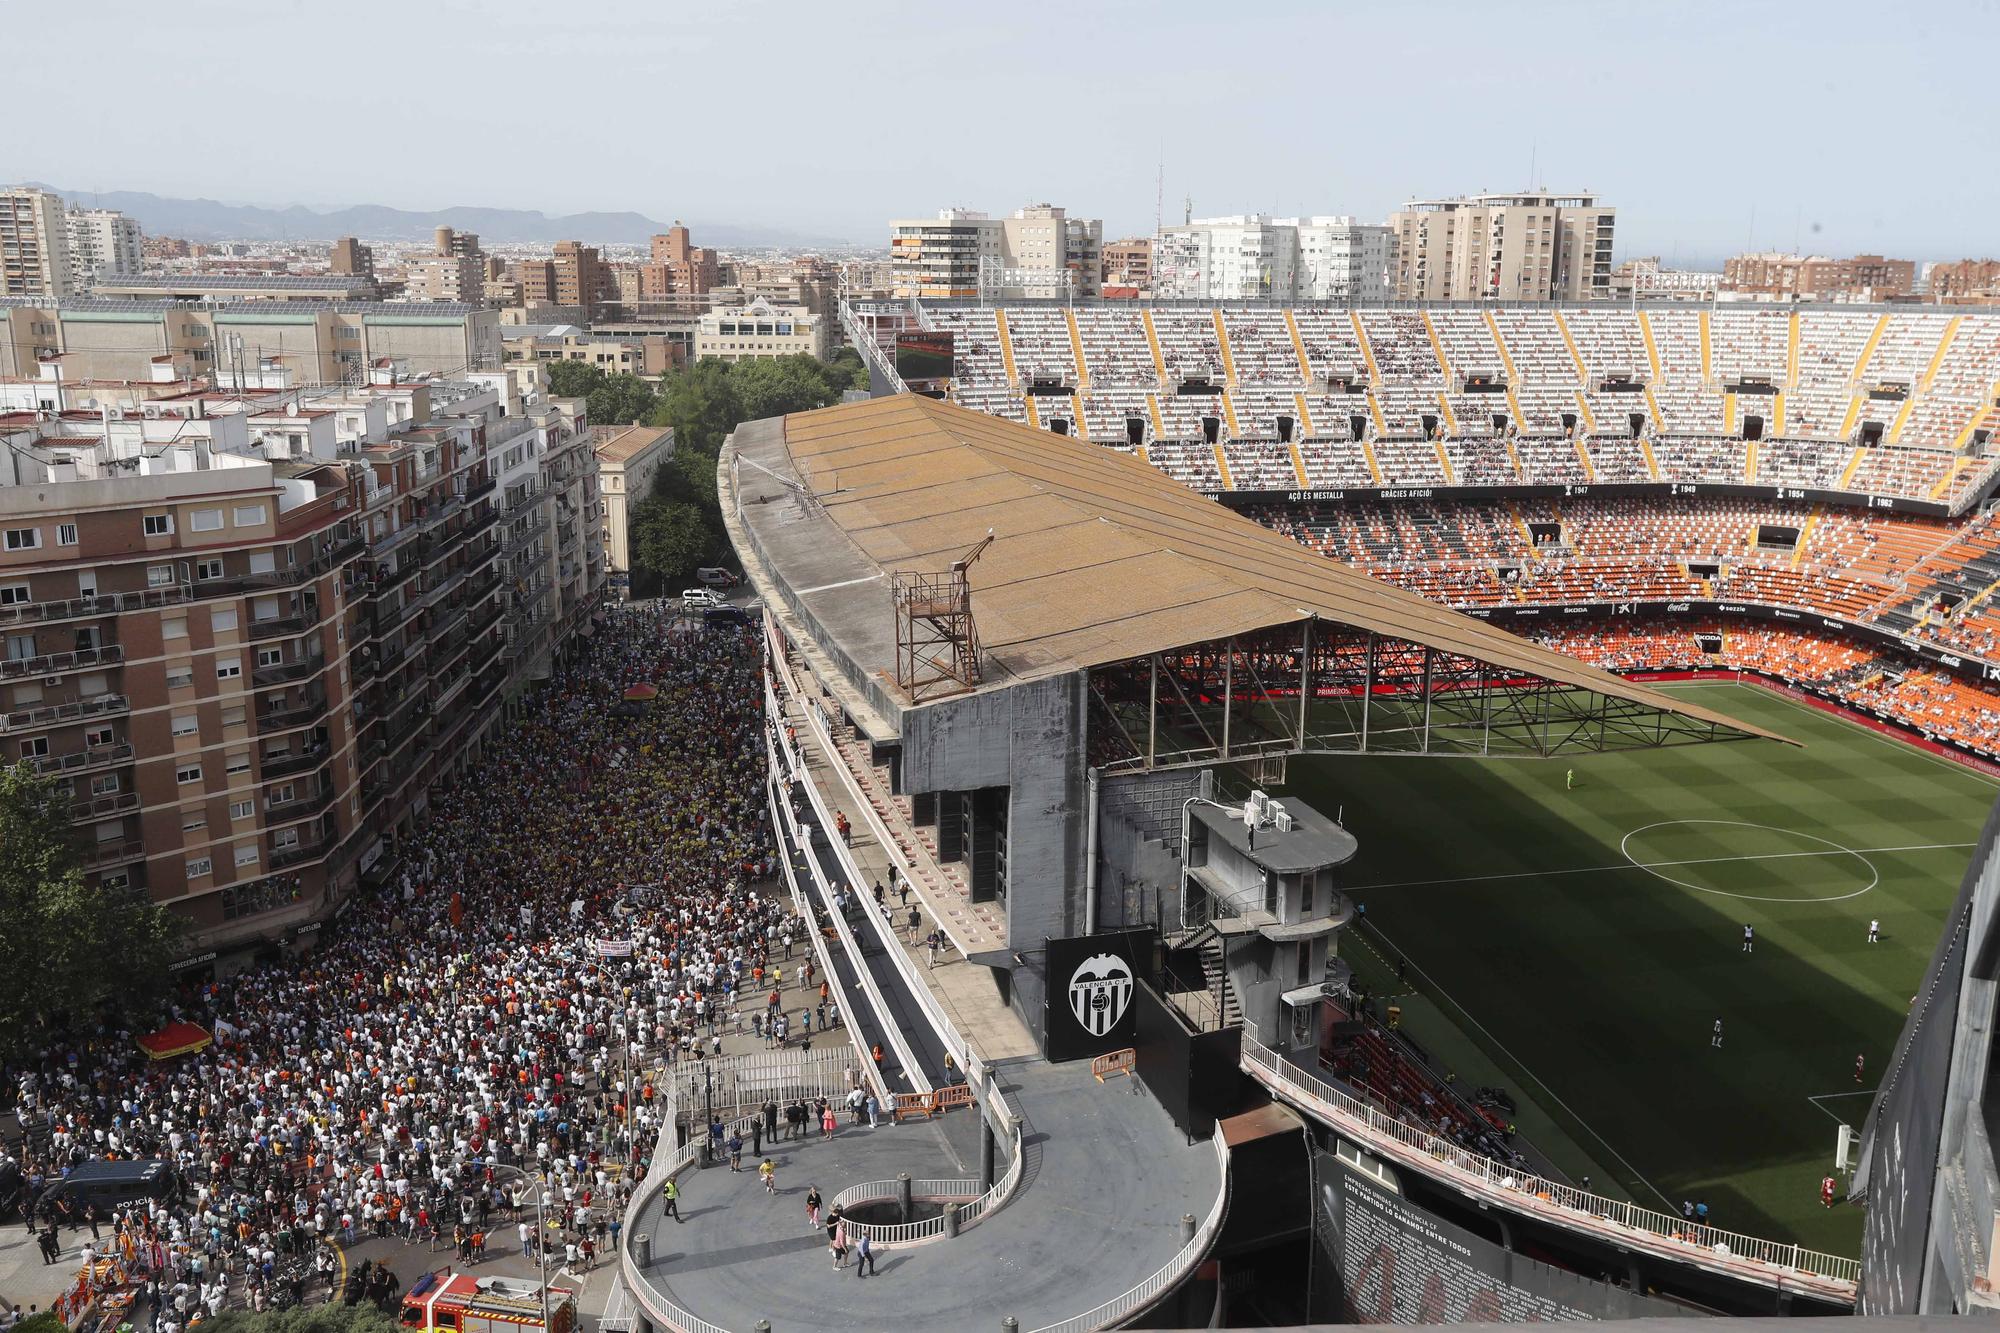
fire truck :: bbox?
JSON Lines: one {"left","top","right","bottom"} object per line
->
{"left": 399, "top": 1270, "right": 576, "bottom": 1333}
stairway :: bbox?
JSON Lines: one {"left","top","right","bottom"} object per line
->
{"left": 1200, "top": 937, "right": 1244, "bottom": 1031}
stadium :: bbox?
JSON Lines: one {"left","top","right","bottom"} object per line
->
{"left": 624, "top": 295, "right": 2000, "bottom": 1326}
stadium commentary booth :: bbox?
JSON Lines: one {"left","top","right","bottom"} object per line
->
{"left": 675, "top": 392, "right": 1892, "bottom": 1326}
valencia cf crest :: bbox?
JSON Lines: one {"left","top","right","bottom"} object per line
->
{"left": 1068, "top": 953, "right": 1134, "bottom": 1037}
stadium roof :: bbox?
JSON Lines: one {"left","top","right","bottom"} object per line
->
{"left": 771, "top": 394, "right": 1786, "bottom": 743}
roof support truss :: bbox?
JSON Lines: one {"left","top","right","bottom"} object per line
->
{"left": 1085, "top": 617, "right": 1761, "bottom": 774}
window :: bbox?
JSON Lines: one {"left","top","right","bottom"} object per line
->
{"left": 196, "top": 559, "right": 223, "bottom": 581}
{"left": 163, "top": 616, "right": 186, "bottom": 639}
{"left": 56, "top": 523, "right": 77, "bottom": 547}
{"left": 171, "top": 714, "right": 198, "bottom": 737}
{"left": 185, "top": 857, "right": 212, "bottom": 880}
{"left": 233, "top": 505, "right": 267, "bottom": 527}
{"left": 256, "top": 646, "right": 283, "bottom": 668}
{"left": 0, "top": 585, "right": 28, "bottom": 606}
{"left": 225, "top": 753, "right": 250, "bottom": 776}
{"left": 189, "top": 509, "right": 224, "bottom": 533}
{"left": 233, "top": 844, "right": 259, "bottom": 868}
{"left": 211, "top": 607, "right": 238, "bottom": 632}
{"left": 18, "top": 737, "right": 48, "bottom": 759}
{"left": 84, "top": 725, "right": 111, "bottom": 748}
{"left": 99, "top": 871, "right": 130, "bottom": 892}
{"left": 221, "top": 704, "right": 246, "bottom": 727}
{"left": 143, "top": 514, "right": 173, "bottom": 537}
{"left": 148, "top": 566, "right": 175, "bottom": 588}
{"left": 6, "top": 634, "right": 34, "bottom": 661}
{"left": 176, "top": 763, "right": 202, "bottom": 784}
{"left": 273, "top": 827, "right": 300, "bottom": 852}
{"left": 89, "top": 773, "right": 119, "bottom": 796}
{"left": 181, "top": 812, "right": 206, "bottom": 833}
{"left": 216, "top": 659, "right": 242, "bottom": 681}
{"left": 229, "top": 799, "right": 254, "bottom": 821}
{"left": 166, "top": 664, "right": 193, "bottom": 689}
{"left": 4, "top": 528, "right": 40, "bottom": 551}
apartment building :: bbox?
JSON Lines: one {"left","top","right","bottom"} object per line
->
{"left": 0, "top": 298, "right": 502, "bottom": 384}
{"left": 1388, "top": 191, "right": 1616, "bottom": 301}
{"left": 593, "top": 423, "right": 674, "bottom": 578}
{"left": 407, "top": 227, "right": 487, "bottom": 306}
{"left": 889, "top": 203, "right": 1104, "bottom": 299}
{"left": 1102, "top": 237, "right": 1153, "bottom": 290}
{"left": 1152, "top": 215, "right": 1395, "bottom": 301}
{"left": 640, "top": 225, "right": 720, "bottom": 298}
{"left": 501, "top": 325, "right": 673, "bottom": 376}
{"left": 694, "top": 298, "right": 828, "bottom": 362}
{"left": 0, "top": 368, "right": 605, "bottom": 969}
{"left": 1721, "top": 251, "right": 1916, "bottom": 301}
{"left": 517, "top": 241, "right": 618, "bottom": 310}
{"left": 1, "top": 188, "right": 72, "bottom": 299}
{"left": 1931, "top": 259, "right": 2000, "bottom": 306}
{"left": 66, "top": 209, "right": 144, "bottom": 293}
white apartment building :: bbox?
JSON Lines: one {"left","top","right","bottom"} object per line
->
{"left": 695, "top": 298, "right": 829, "bottom": 362}
{"left": 66, "top": 207, "right": 143, "bottom": 292}
{"left": 1153, "top": 216, "right": 1394, "bottom": 301}
{"left": 890, "top": 204, "right": 1104, "bottom": 299}
{"left": 1, "top": 187, "right": 72, "bottom": 299}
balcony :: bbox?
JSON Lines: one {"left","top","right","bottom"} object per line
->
{"left": 464, "top": 475, "right": 497, "bottom": 504}
{"left": 69, "top": 791, "right": 139, "bottom": 823}
{"left": 2, "top": 693, "right": 129, "bottom": 734}
{"left": 371, "top": 597, "right": 418, "bottom": 638}
{"left": 252, "top": 655, "right": 324, "bottom": 688}
{"left": 81, "top": 837, "right": 146, "bottom": 870}
{"left": 256, "top": 694, "right": 328, "bottom": 734}
{"left": 1, "top": 644, "right": 124, "bottom": 679}
{"left": 28, "top": 741, "right": 134, "bottom": 778}
{"left": 262, "top": 743, "right": 332, "bottom": 780}
{"left": 270, "top": 830, "right": 336, "bottom": 869}
{"left": 249, "top": 612, "right": 310, "bottom": 641}
{"left": 416, "top": 494, "right": 464, "bottom": 529}
{"left": 0, "top": 553, "right": 358, "bottom": 630}
{"left": 369, "top": 522, "right": 420, "bottom": 557}
{"left": 265, "top": 785, "right": 336, "bottom": 824}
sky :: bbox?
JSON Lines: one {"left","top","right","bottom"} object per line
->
{"left": 11, "top": 0, "right": 1999, "bottom": 264}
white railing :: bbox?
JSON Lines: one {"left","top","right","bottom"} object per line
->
{"left": 766, "top": 674, "right": 933, "bottom": 1095}
{"left": 1025, "top": 1123, "right": 1231, "bottom": 1333}
{"left": 825, "top": 1120, "right": 1030, "bottom": 1249}
{"left": 1240, "top": 1037, "right": 1860, "bottom": 1296}
{"left": 766, "top": 650, "right": 977, "bottom": 1078}
{"left": 619, "top": 1107, "right": 767, "bottom": 1333}
{"left": 765, "top": 775, "right": 894, "bottom": 1105}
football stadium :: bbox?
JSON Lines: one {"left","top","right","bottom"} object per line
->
{"left": 663, "top": 293, "right": 2000, "bottom": 1324}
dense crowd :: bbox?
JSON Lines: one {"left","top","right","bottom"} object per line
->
{"left": 3, "top": 604, "right": 784, "bottom": 1321}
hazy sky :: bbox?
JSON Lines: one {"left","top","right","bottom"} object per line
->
{"left": 13, "top": 0, "right": 1999, "bottom": 262}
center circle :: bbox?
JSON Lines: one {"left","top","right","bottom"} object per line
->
{"left": 1618, "top": 819, "right": 1879, "bottom": 903}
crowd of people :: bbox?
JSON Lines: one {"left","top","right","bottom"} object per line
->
{"left": 3, "top": 603, "right": 787, "bottom": 1321}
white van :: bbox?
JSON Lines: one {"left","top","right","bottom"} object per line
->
{"left": 695, "top": 567, "right": 737, "bottom": 589}
{"left": 681, "top": 587, "right": 723, "bottom": 611}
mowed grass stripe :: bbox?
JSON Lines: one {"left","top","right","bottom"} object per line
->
{"left": 1283, "top": 684, "right": 1992, "bottom": 1255}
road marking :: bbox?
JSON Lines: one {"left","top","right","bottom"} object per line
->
{"left": 1807, "top": 1090, "right": 1875, "bottom": 1125}
{"left": 1347, "top": 842, "right": 1974, "bottom": 892}
{"left": 327, "top": 1235, "right": 347, "bottom": 1301}
{"left": 1359, "top": 922, "right": 1678, "bottom": 1213}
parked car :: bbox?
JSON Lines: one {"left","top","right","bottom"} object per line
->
{"left": 34, "top": 1158, "right": 179, "bottom": 1221}
{"left": 694, "top": 567, "right": 738, "bottom": 589}
{"left": 703, "top": 604, "right": 750, "bottom": 627}
{"left": 681, "top": 588, "right": 723, "bottom": 611}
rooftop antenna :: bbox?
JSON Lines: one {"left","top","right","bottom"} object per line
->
{"left": 1184, "top": 194, "right": 1192, "bottom": 227}
{"left": 1529, "top": 139, "right": 1537, "bottom": 191}
{"left": 1155, "top": 148, "right": 1164, "bottom": 237}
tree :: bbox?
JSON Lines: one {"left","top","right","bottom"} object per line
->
{"left": 651, "top": 359, "right": 742, "bottom": 456}
{"left": 629, "top": 497, "right": 716, "bottom": 592}
{"left": 544, "top": 360, "right": 604, "bottom": 400}
{"left": 0, "top": 765, "right": 183, "bottom": 1060}
{"left": 587, "top": 373, "right": 658, "bottom": 431}
{"left": 822, "top": 346, "right": 871, "bottom": 394}
{"left": 206, "top": 1303, "right": 404, "bottom": 1333}
{"left": 728, "top": 355, "right": 841, "bottom": 422}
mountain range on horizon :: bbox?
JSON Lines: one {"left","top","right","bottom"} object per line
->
{"left": 25, "top": 183, "right": 864, "bottom": 251}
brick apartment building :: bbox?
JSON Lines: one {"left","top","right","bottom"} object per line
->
{"left": 1721, "top": 252, "right": 1916, "bottom": 301}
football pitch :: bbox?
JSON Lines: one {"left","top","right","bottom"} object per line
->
{"left": 1279, "top": 681, "right": 1996, "bottom": 1255}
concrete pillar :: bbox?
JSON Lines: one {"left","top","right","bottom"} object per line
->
{"left": 634, "top": 1233, "right": 651, "bottom": 1267}
{"left": 1002, "top": 1320, "right": 1019, "bottom": 1332}
{"left": 1181, "top": 1213, "right": 1196, "bottom": 1243}
{"left": 945, "top": 1204, "right": 961, "bottom": 1239}
{"left": 897, "top": 1172, "right": 913, "bottom": 1224}
{"left": 979, "top": 1121, "right": 996, "bottom": 1194}
{"left": 754, "top": 1322, "right": 771, "bottom": 1333}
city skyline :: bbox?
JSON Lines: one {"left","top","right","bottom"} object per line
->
{"left": 8, "top": 0, "right": 1997, "bottom": 265}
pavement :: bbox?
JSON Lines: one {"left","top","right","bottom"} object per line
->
{"left": 626, "top": 1058, "right": 1224, "bottom": 1332}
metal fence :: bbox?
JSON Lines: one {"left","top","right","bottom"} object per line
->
{"left": 1241, "top": 1037, "right": 1860, "bottom": 1294}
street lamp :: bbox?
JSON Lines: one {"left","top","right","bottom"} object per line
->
{"left": 493, "top": 1164, "right": 552, "bottom": 1331}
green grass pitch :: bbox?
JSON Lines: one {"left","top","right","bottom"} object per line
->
{"left": 1279, "top": 681, "right": 1995, "bottom": 1256}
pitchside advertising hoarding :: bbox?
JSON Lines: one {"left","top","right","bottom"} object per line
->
{"left": 1311, "top": 1151, "right": 1691, "bottom": 1323}
{"left": 1209, "top": 479, "right": 1972, "bottom": 519}
{"left": 1043, "top": 928, "right": 1152, "bottom": 1063}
